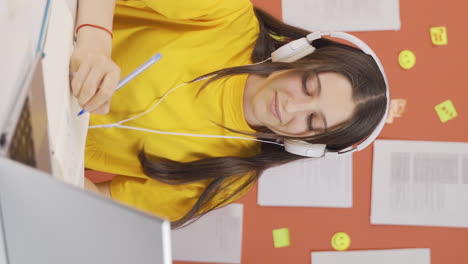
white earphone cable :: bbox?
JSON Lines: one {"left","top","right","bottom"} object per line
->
{"left": 110, "top": 125, "right": 283, "bottom": 145}
{"left": 88, "top": 58, "right": 283, "bottom": 147}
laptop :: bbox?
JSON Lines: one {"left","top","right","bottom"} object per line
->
{"left": 1, "top": 0, "right": 53, "bottom": 173}
{"left": 0, "top": 157, "right": 172, "bottom": 264}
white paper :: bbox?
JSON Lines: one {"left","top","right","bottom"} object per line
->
{"left": 6, "top": 0, "right": 29, "bottom": 15}
{"left": 282, "top": 0, "right": 401, "bottom": 32}
{"left": 171, "top": 204, "right": 243, "bottom": 263}
{"left": 65, "top": 0, "right": 77, "bottom": 19}
{"left": 311, "top": 248, "right": 430, "bottom": 264}
{"left": 258, "top": 155, "right": 352, "bottom": 207}
{"left": 42, "top": 0, "right": 88, "bottom": 187}
{"left": 371, "top": 140, "right": 468, "bottom": 228}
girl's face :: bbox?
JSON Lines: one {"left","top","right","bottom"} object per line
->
{"left": 244, "top": 70, "right": 356, "bottom": 137}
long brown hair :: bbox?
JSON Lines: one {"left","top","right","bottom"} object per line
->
{"left": 140, "top": 7, "right": 387, "bottom": 228}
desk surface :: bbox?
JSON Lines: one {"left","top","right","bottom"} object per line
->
{"left": 176, "top": 0, "right": 468, "bottom": 263}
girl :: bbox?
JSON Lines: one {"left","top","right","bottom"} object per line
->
{"left": 72, "top": 0, "right": 388, "bottom": 228}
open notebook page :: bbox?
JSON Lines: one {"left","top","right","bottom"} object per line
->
{"left": 42, "top": 0, "right": 89, "bottom": 187}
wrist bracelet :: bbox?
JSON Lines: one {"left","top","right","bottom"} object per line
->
{"left": 76, "top": 24, "right": 113, "bottom": 39}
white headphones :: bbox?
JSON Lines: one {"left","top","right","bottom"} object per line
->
{"left": 272, "top": 31, "right": 390, "bottom": 158}
{"left": 89, "top": 31, "right": 389, "bottom": 158}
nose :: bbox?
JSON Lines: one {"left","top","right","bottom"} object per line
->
{"left": 284, "top": 96, "right": 316, "bottom": 115}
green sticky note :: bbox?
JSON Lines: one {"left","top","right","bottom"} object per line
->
{"left": 272, "top": 228, "right": 290, "bottom": 248}
{"left": 435, "top": 99, "right": 458, "bottom": 123}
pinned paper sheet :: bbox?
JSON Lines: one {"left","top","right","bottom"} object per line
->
{"left": 430, "top": 26, "right": 448, "bottom": 45}
{"left": 172, "top": 204, "right": 243, "bottom": 263}
{"left": 311, "top": 248, "right": 430, "bottom": 264}
{"left": 371, "top": 140, "right": 468, "bottom": 228}
{"left": 386, "top": 99, "right": 407, "bottom": 124}
{"left": 272, "top": 228, "right": 291, "bottom": 248}
{"left": 398, "top": 50, "right": 416, "bottom": 70}
{"left": 282, "top": 0, "right": 401, "bottom": 32}
{"left": 258, "top": 155, "right": 352, "bottom": 208}
{"left": 434, "top": 99, "right": 457, "bottom": 123}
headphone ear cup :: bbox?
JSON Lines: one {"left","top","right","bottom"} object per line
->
{"left": 271, "top": 38, "right": 316, "bottom": 62}
{"left": 283, "top": 139, "right": 326, "bottom": 157}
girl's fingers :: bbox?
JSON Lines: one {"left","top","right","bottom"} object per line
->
{"left": 83, "top": 65, "right": 120, "bottom": 113}
{"left": 78, "top": 65, "right": 106, "bottom": 107}
{"left": 91, "top": 101, "right": 111, "bottom": 115}
{"left": 70, "top": 60, "right": 91, "bottom": 97}
{"left": 69, "top": 50, "right": 121, "bottom": 113}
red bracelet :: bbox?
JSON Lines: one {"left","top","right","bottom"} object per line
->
{"left": 76, "top": 24, "right": 113, "bottom": 38}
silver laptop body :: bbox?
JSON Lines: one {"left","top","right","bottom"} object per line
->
{"left": 0, "top": 158, "right": 172, "bottom": 264}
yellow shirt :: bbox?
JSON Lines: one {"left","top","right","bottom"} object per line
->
{"left": 85, "top": 0, "right": 261, "bottom": 221}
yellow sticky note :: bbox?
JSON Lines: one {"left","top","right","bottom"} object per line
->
{"left": 435, "top": 99, "right": 457, "bottom": 123}
{"left": 331, "top": 232, "right": 351, "bottom": 251}
{"left": 430, "top": 26, "right": 448, "bottom": 46}
{"left": 272, "top": 228, "right": 290, "bottom": 248}
{"left": 398, "top": 50, "right": 416, "bottom": 70}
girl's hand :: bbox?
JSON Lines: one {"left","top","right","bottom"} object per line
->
{"left": 70, "top": 27, "right": 120, "bottom": 115}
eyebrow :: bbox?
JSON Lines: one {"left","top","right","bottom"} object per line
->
{"left": 315, "top": 74, "right": 328, "bottom": 132}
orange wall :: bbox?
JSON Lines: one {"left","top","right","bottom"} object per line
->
{"left": 178, "top": 0, "right": 468, "bottom": 263}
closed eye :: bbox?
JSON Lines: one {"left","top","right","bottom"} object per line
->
{"left": 303, "top": 72, "right": 322, "bottom": 131}
{"left": 302, "top": 74, "right": 311, "bottom": 96}
{"left": 308, "top": 113, "right": 314, "bottom": 131}
{"left": 302, "top": 72, "right": 321, "bottom": 97}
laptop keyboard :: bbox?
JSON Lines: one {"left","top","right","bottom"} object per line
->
{"left": 8, "top": 98, "right": 36, "bottom": 167}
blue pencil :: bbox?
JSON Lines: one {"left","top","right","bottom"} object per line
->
{"left": 77, "top": 52, "right": 162, "bottom": 116}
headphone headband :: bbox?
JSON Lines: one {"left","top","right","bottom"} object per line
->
{"left": 325, "top": 31, "right": 390, "bottom": 152}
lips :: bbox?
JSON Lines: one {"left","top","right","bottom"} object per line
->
{"left": 271, "top": 91, "right": 282, "bottom": 122}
